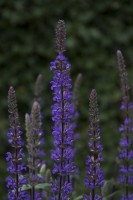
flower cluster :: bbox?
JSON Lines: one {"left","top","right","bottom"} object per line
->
{"left": 50, "top": 20, "right": 77, "bottom": 200}
{"left": 84, "top": 89, "right": 104, "bottom": 200}
{"left": 117, "top": 50, "right": 133, "bottom": 199}
{"left": 34, "top": 74, "right": 43, "bottom": 107}
{"left": 6, "top": 86, "right": 27, "bottom": 200}
{"left": 25, "top": 101, "right": 45, "bottom": 199}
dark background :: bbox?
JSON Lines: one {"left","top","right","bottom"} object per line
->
{"left": 0, "top": 0, "right": 133, "bottom": 199}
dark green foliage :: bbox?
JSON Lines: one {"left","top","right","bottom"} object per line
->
{"left": 1, "top": 0, "right": 133, "bottom": 198}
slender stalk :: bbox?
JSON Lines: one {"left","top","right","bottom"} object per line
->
{"left": 58, "top": 60, "right": 65, "bottom": 200}
{"left": 92, "top": 189, "right": 95, "bottom": 200}
{"left": 15, "top": 147, "right": 19, "bottom": 199}
{"left": 92, "top": 129, "right": 96, "bottom": 200}
{"left": 14, "top": 112, "right": 19, "bottom": 199}
{"left": 31, "top": 186, "right": 35, "bottom": 200}
{"left": 31, "top": 151, "right": 35, "bottom": 200}
{"left": 125, "top": 95, "right": 129, "bottom": 198}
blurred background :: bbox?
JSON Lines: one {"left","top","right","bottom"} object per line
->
{"left": 1, "top": 0, "right": 133, "bottom": 198}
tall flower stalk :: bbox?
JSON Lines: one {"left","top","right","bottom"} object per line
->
{"left": 6, "top": 86, "right": 27, "bottom": 200}
{"left": 117, "top": 50, "right": 133, "bottom": 199}
{"left": 50, "top": 20, "right": 76, "bottom": 200}
{"left": 26, "top": 101, "right": 45, "bottom": 200}
{"left": 84, "top": 89, "right": 104, "bottom": 200}
{"left": 34, "top": 74, "right": 43, "bottom": 107}
{"left": 72, "top": 73, "right": 82, "bottom": 165}
{"left": 73, "top": 73, "right": 82, "bottom": 126}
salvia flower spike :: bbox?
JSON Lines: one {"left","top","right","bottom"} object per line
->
{"left": 34, "top": 74, "right": 43, "bottom": 106}
{"left": 84, "top": 89, "right": 104, "bottom": 200}
{"left": 26, "top": 101, "right": 45, "bottom": 200}
{"left": 50, "top": 19, "right": 77, "bottom": 200}
{"left": 117, "top": 50, "right": 129, "bottom": 96}
{"left": 6, "top": 86, "right": 27, "bottom": 200}
{"left": 72, "top": 73, "right": 82, "bottom": 148}
{"left": 117, "top": 50, "right": 133, "bottom": 199}
{"left": 73, "top": 73, "right": 82, "bottom": 117}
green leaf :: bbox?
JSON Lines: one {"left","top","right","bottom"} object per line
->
{"left": 101, "top": 180, "right": 115, "bottom": 196}
{"left": 103, "top": 191, "right": 121, "bottom": 200}
{"left": 74, "top": 195, "right": 83, "bottom": 200}
{"left": 21, "top": 184, "right": 31, "bottom": 191}
{"left": 39, "top": 164, "right": 46, "bottom": 176}
{"left": 45, "top": 169, "right": 51, "bottom": 182}
{"left": 35, "top": 183, "right": 51, "bottom": 190}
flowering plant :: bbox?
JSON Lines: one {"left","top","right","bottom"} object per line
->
{"left": 5, "top": 20, "right": 133, "bottom": 200}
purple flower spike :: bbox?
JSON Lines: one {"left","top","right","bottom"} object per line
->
{"left": 50, "top": 20, "right": 77, "bottom": 200}
{"left": 84, "top": 89, "right": 104, "bottom": 200}
{"left": 117, "top": 50, "right": 133, "bottom": 199}
{"left": 6, "top": 86, "right": 28, "bottom": 200}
